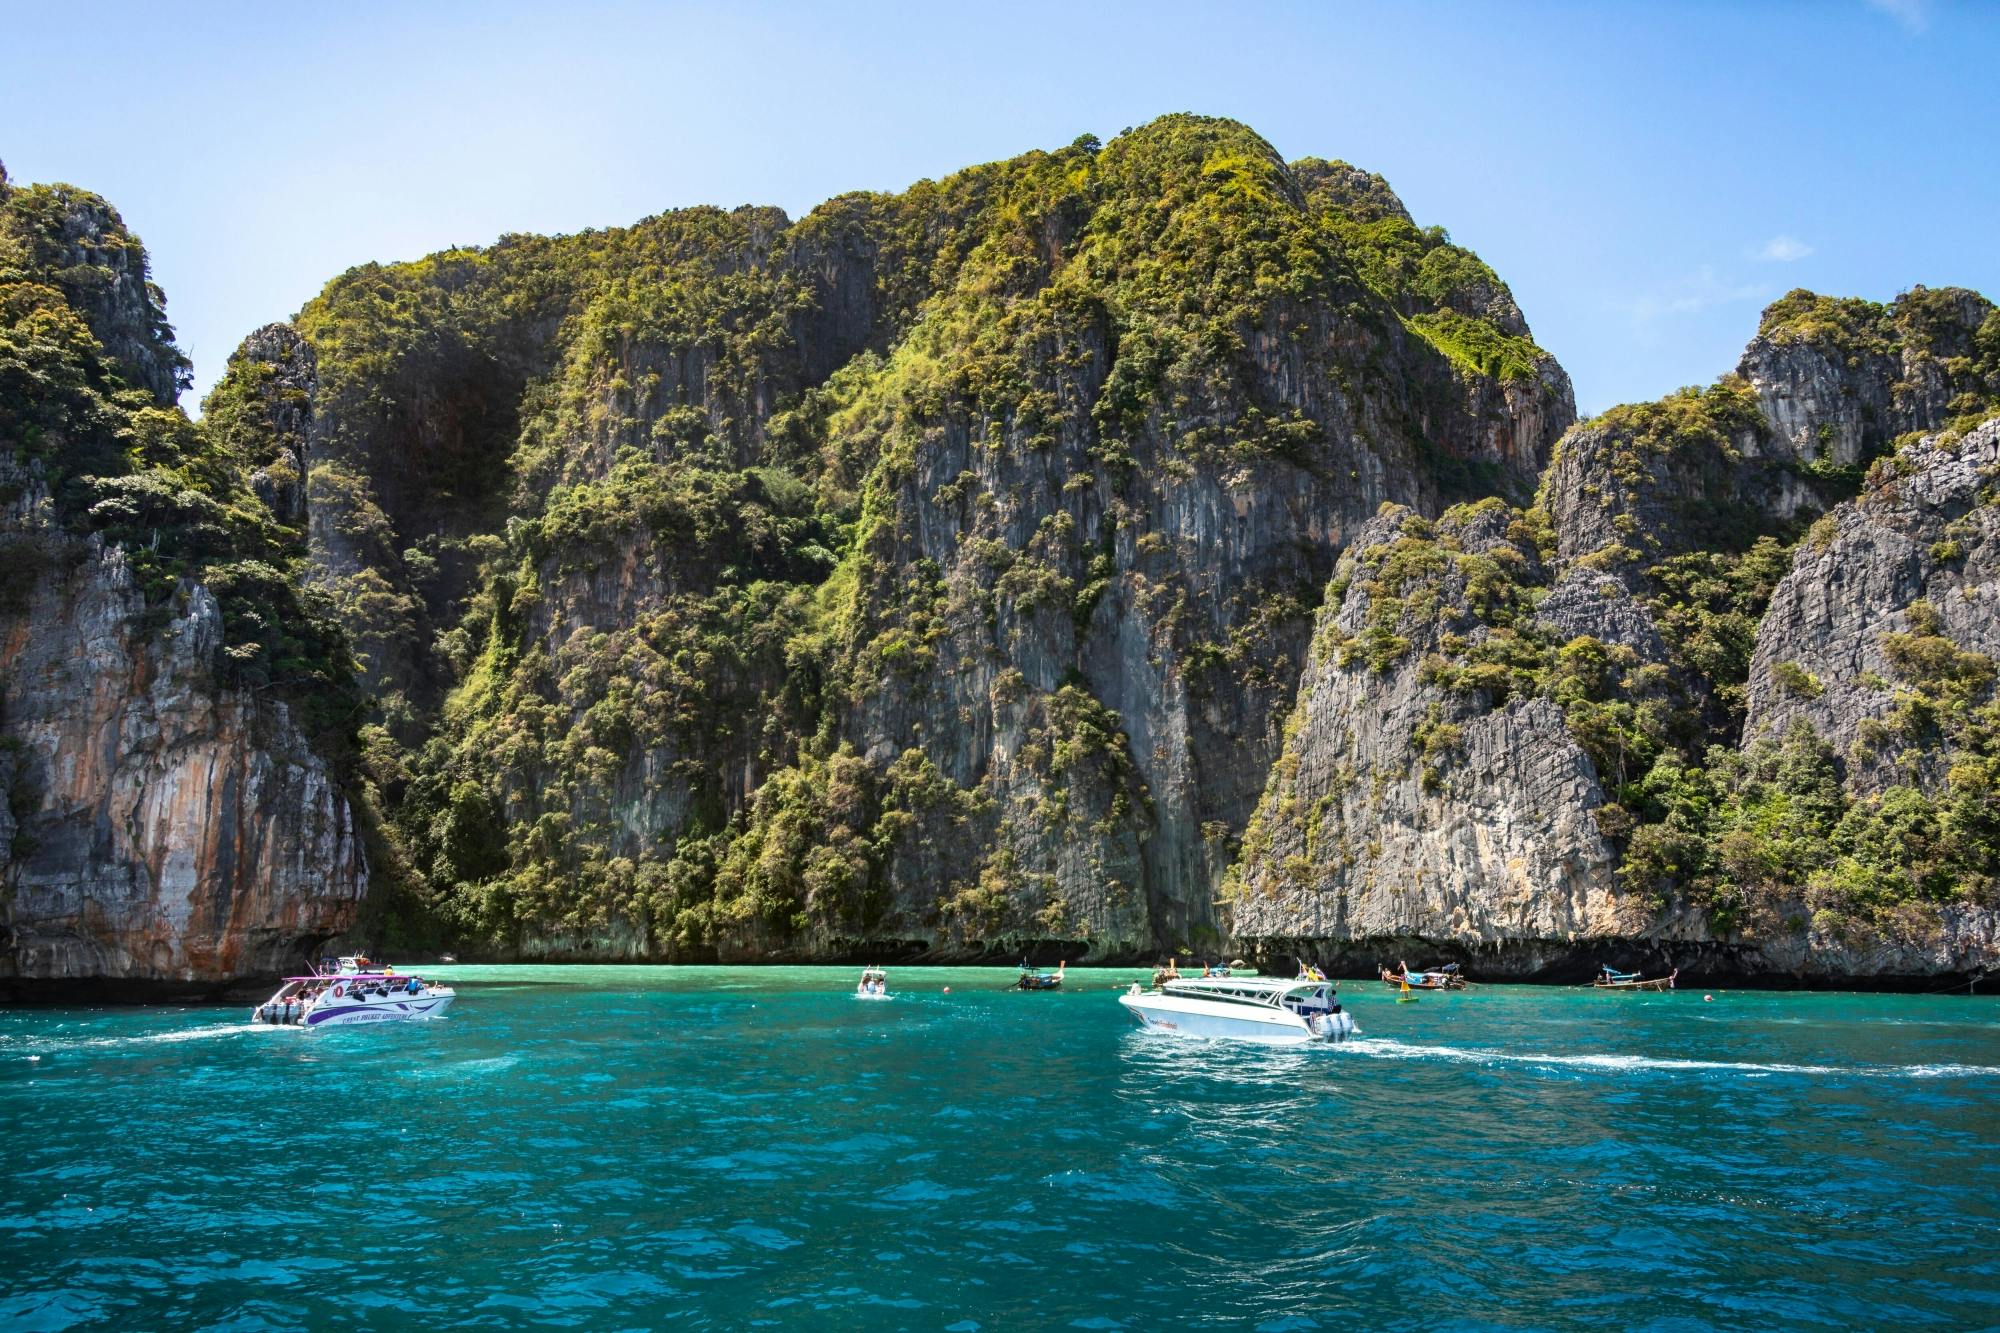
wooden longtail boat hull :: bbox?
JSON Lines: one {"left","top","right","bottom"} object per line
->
{"left": 1591, "top": 970, "right": 1678, "bottom": 991}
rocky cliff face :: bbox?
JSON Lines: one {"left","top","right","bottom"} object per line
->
{"left": 1234, "top": 285, "right": 2000, "bottom": 981}
{"left": 272, "top": 116, "right": 1572, "bottom": 963}
{"left": 1744, "top": 419, "right": 2000, "bottom": 773}
{"left": 820, "top": 174, "right": 1573, "bottom": 959}
{"left": 1741, "top": 287, "right": 1997, "bottom": 468}
{"left": 215, "top": 123, "right": 2000, "bottom": 980}
{"left": 0, "top": 478, "right": 365, "bottom": 984}
{"left": 1719, "top": 419, "right": 2000, "bottom": 978}
{"left": 6, "top": 132, "right": 1996, "bottom": 986}
{"left": 0, "top": 170, "right": 368, "bottom": 990}
{"left": 1227, "top": 503, "right": 1646, "bottom": 971}
{"left": 0, "top": 166, "right": 188, "bottom": 406}
{"left": 1541, "top": 288, "right": 2000, "bottom": 576}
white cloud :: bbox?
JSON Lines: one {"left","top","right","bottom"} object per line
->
{"left": 1756, "top": 235, "right": 1814, "bottom": 263}
{"left": 1864, "top": 0, "right": 1931, "bottom": 33}
{"left": 1622, "top": 266, "right": 1768, "bottom": 326}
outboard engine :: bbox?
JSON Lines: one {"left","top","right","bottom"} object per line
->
{"left": 1309, "top": 1007, "right": 1358, "bottom": 1042}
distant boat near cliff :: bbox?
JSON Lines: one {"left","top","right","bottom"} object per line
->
{"left": 1590, "top": 966, "right": 1679, "bottom": 992}
{"left": 1015, "top": 961, "right": 1065, "bottom": 991}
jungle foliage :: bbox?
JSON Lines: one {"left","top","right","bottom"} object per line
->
{"left": 274, "top": 115, "right": 1563, "bottom": 952}
{"left": 0, "top": 167, "right": 362, "bottom": 751}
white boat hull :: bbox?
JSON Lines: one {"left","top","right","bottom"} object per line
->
{"left": 303, "top": 992, "right": 455, "bottom": 1027}
{"left": 1118, "top": 992, "right": 1355, "bottom": 1044}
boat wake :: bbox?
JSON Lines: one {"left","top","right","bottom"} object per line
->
{"left": 1333, "top": 1037, "right": 2000, "bottom": 1080}
{"left": 7, "top": 1021, "right": 274, "bottom": 1060}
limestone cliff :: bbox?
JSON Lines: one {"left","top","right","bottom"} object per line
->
{"left": 7, "top": 133, "right": 1997, "bottom": 985}
{"left": 1745, "top": 419, "right": 2000, "bottom": 770}
{"left": 1227, "top": 503, "right": 1646, "bottom": 971}
{"left": 1718, "top": 418, "right": 2000, "bottom": 977}
{"left": 1543, "top": 287, "right": 1999, "bottom": 575}
{"left": 1742, "top": 287, "right": 1997, "bottom": 469}
{"left": 0, "top": 165, "right": 188, "bottom": 405}
{"left": 1234, "top": 285, "right": 2000, "bottom": 981}
{"left": 280, "top": 116, "right": 1572, "bottom": 962}
{"left": 0, "top": 169, "right": 368, "bottom": 990}
{"left": 0, "top": 477, "right": 365, "bottom": 984}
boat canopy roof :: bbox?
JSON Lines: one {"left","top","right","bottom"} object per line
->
{"left": 1161, "top": 976, "right": 1330, "bottom": 1005}
{"left": 281, "top": 973, "right": 429, "bottom": 982}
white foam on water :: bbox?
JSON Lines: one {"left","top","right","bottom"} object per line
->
{"left": 1334, "top": 1037, "right": 2000, "bottom": 1080}
{"left": 14, "top": 1021, "right": 271, "bottom": 1058}
{"left": 122, "top": 1022, "right": 271, "bottom": 1046}
{"left": 397, "top": 1054, "right": 519, "bottom": 1080}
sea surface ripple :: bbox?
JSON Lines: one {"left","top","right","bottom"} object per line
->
{"left": 2, "top": 967, "right": 1997, "bottom": 1329}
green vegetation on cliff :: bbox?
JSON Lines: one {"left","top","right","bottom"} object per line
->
{"left": 1245, "top": 281, "right": 2000, "bottom": 950}
{"left": 0, "top": 167, "right": 360, "bottom": 748}
{"left": 1295, "top": 158, "right": 1546, "bottom": 385}
{"left": 7, "top": 135, "right": 1997, "bottom": 978}
{"left": 274, "top": 115, "right": 1568, "bottom": 957}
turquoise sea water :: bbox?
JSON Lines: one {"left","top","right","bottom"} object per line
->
{"left": 2, "top": 966, "right": 1997, "bottom": 1330}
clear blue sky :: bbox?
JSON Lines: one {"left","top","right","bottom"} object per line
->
{"left": 5, "top": 0, "right": 1994, "bottom": 415}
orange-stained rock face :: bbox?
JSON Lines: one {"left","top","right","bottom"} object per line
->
{"left": 0, "top": 475, "right": 366, "bottom": 984}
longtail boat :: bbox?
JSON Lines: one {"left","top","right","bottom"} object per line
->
{"left": 1015, "top": 960, "right": 1065, "bottom": 991}
{"left": 1591, "top": 965, "right": 1678, "bottom": 991}
{"left": 1379, "top": 964, "right": 1466, "bottom": 991}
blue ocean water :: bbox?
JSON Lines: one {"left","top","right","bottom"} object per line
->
{"left": 1, "top": 966, "right": 1997, "bottom": 1330}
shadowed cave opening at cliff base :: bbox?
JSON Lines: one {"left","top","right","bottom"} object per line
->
{"left": 2, "top": 117, "right": 1999, "bottom": 992}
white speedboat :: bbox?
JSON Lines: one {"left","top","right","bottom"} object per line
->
{"left": 1118, "top": 975, "right": 1357, "bottom": 1044}
{"left": 855, "top": 967, "right": 889, "bottom": 999}
{"left": 251, "top": 968, "right": 455, "bottom": 1028}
